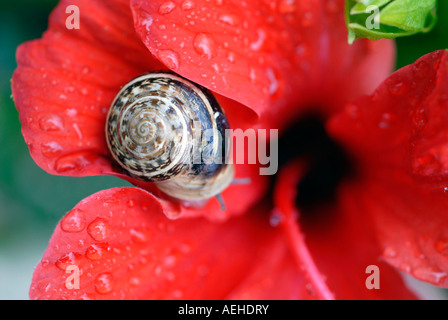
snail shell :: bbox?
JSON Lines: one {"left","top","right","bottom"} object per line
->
{"left": 106, "top": 72, "right": 234, "bottom": 201}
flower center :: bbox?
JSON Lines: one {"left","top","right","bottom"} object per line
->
{"left": 278, "top": 115, "right": 354, "bottom": 212}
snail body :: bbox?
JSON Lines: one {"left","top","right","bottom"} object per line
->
{"left": 106, "top": 72, "right": 234, "bottom": 202}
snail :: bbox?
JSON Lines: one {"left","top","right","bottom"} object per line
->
{"left": 105, "top": 72, "right": 234, "bottom": 207}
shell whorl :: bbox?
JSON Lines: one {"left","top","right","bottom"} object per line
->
{"left": 106, "top": 72, "right": 234, "bottom": 201}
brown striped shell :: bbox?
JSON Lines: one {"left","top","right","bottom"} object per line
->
{"left": 106, "top": 73, "right": 234, "bottom": 201}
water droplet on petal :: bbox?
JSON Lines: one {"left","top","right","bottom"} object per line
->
{"left": 172, "top": 289, "right": 183, "bottom": 298}
{"left": 55, "top": 252, "right": 82, "bottom": 270}
{"left": 414, "top": 266, "right": 447, "bottom": 285}
{"left": 82, "top": 66, "right": 91, "bottom": 75}
{"left": 266, "top": 68, "right": 279, "bottom": 95}
{"left": 227, "top": 51, "right": 235, "bottom": 63}
{"left": 61, "top": 208, "right": 86, "bottom": 233}
{"left": 54, "top": 151, "right": 95, "bottom": 173}
{"left": 219, "top": 14, "right": 239, "bottom": 26}
{"left": 250, "top": 29, "right": 266, "bottom": 51}
{"left": 387, "top": 79, "right": 407, "bottom": 96}
{"left": 136, "top": 10, "right": 153, "bottom": 32}
{"left": 127, "top": 199, "right": 135, "bottom": 208}
{"left": 86, "top": 243, "right": 109, "bottom": 260}
{"left": 378, "top": 112, "right": 396, "bottom": 129}
{"left": 412, "top": 108, "right": 427, "bottom": 131}
{"left": 269, "top": 209, "right": 283, "bottom": 227}
{"left": 87, "top": 218, "right": 110, "bottom": 241}
{"left": 130, "top": 228, "right": 149, "bottom": 243}
{"left": 129, "top": 277, "right": 141, "bottom": 286}
{"left": 181, "top": 0, "right": 195, "bottom": 10}
{"left": 95, "top": 273, "right": 114, "bottom": 295}
{"left": 412, "top": 60, "right": 430, "bottom": 79}
{"left": 41, "top": 141, "right": 63, "bottom": 158}
{"left": 158, "top": 49, "right": 180, "bottom": 70}
{"left": 39, "top": 115, "right": 64, "bottom": 132}
{"left": 159, "top": 1, "right": 176, "bottom": 14}
{"left": 164, "top": 255, "right": 177, "bottom": 267}
{"left": 41, "top": 260, "right": 50, "bottom": 268}
{"left": 384, "top": 246, "right": 397, "bottom": 258}
{"left": 193, "top": 33, "right": 215, "bottom": 59}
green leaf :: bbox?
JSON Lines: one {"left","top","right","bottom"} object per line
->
{"left": 350, "top": 0, "right": 392, "bottom": 15}
{"left": 380, "top": 0, "right": 437, "bottom": 31}
{"left": 345, "top": 0, "right": 438, "bottom": 44}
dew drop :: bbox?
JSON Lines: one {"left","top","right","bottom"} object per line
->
{"left": 55, "top": 252, "right": 82, "bottom": 270}
{"left": 87, "top": 218, "right": 110, "bottom": 241}
{"left": 61, "top": 208, "right": 86, "bottom": 233}
{"left": 41, "top": 141, "right": 63, "bottom": 158}
{"left": 269, "top": 210, "right": 283, "bottom": 227}
{"left": 130, "top": 228, "right": 149, "bottom": 243}
{"left": 39, "top": 115, "right": 64, "bottom": 132}
{"left": 41, "top": 260, "right": 50, "bottom": 268}
{"left": 412, "top": 60, "right": 430, "bottom": 79}
{"left": 384, "top": 246, "right": 397, "bottom": 258}
{"left": 250, "top": 29, "right": 266, "bottom": 51}
{"left": 266, "top": 68, "right": 279, "bottom": 94}
{"left": 378, "top": 112, "right": 395, "bottom": 129}
{"left": 127, "top": 199, "right": 135, "bottom": 208}
{"left": 158, "top": 49, "right": 180, "bottom": 70}
{"left": 159, "top": 1, "right": 176, "bottom": 14}
{"left": 193, "top": 33, "right": 215, "bottom": 59}
{"left": 388, "top": 79, "right": 407, "bottom": 96}
{"left": 95, "top": 273, "right": 114, "bottom": 295}
{"left": 164, "top": 255, "right": 177, "bottom": 267}
{"left": 66, "top": 108, "right": 78, "bottom": 117}
{"left": 54, "top": 151, "right": 94, "bottom": 173}
{"left": 414, "top": 266, "right": 447, "bottom": 285}
{"left": 172, "top": 289, "right": 183, "bottom": 298}
{"left": 227, "top": 51, "right": 235, "bottom": 63}
{"left": 82, "top": 66, "right": 91, "bottom": 75}
{"left": 219, "top": 14, "right": 239, "bottom": 26}
{"left": 412, "top": 107, "right": 427, "bottom": 130}
{"left": 78, "top": 293, "right": 95, "bottom": 300}
{"left": 181, "top": 0, "right": 195, "bottom": 10}
{"left": 136, "top": 10, "right": 153, "bottom": 32}
{"left": 129, "top": 277, "right": 141, "bottom": 286}
{"left": 86, "top": 243, "right": 108, "bottom": 260}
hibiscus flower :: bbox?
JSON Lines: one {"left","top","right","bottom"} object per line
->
{"left": 11, "top": 0, "right": 448, "bottom": 299}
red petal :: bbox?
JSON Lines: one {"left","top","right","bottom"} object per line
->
{"left": 131, "top": 0, "right": 394, "bottom": 129}
{"left": 274, "top": 162, "right": 418, "bottom": 299}
{"left": 227, "top": 232, "right": 318, "bottom": 300}
{"left": 328, "top": 50, "right": 448, "bottom": 287}
{"left": 12, "top": 0, "right": 165, "bottom": 177}
{"left": 30, "top": 187, "right": 278, "bottom": 300}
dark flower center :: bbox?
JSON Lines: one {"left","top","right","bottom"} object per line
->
{"left": 278, "top": 114, "right": 354, "bottom": 212}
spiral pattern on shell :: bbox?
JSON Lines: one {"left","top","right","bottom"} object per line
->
{"left": 106, "top": 72, "right": 234, "bottom": 201}
{"left": 107, "top": 74, "right": 193, "bottom": 181}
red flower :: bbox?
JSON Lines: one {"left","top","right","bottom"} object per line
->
{"left": 11, "top": 0, "right": 446, "bottom": 299}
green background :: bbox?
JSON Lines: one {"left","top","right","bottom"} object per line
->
{"left": 0, "top": 0, "right": 447, "bottom": 299}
